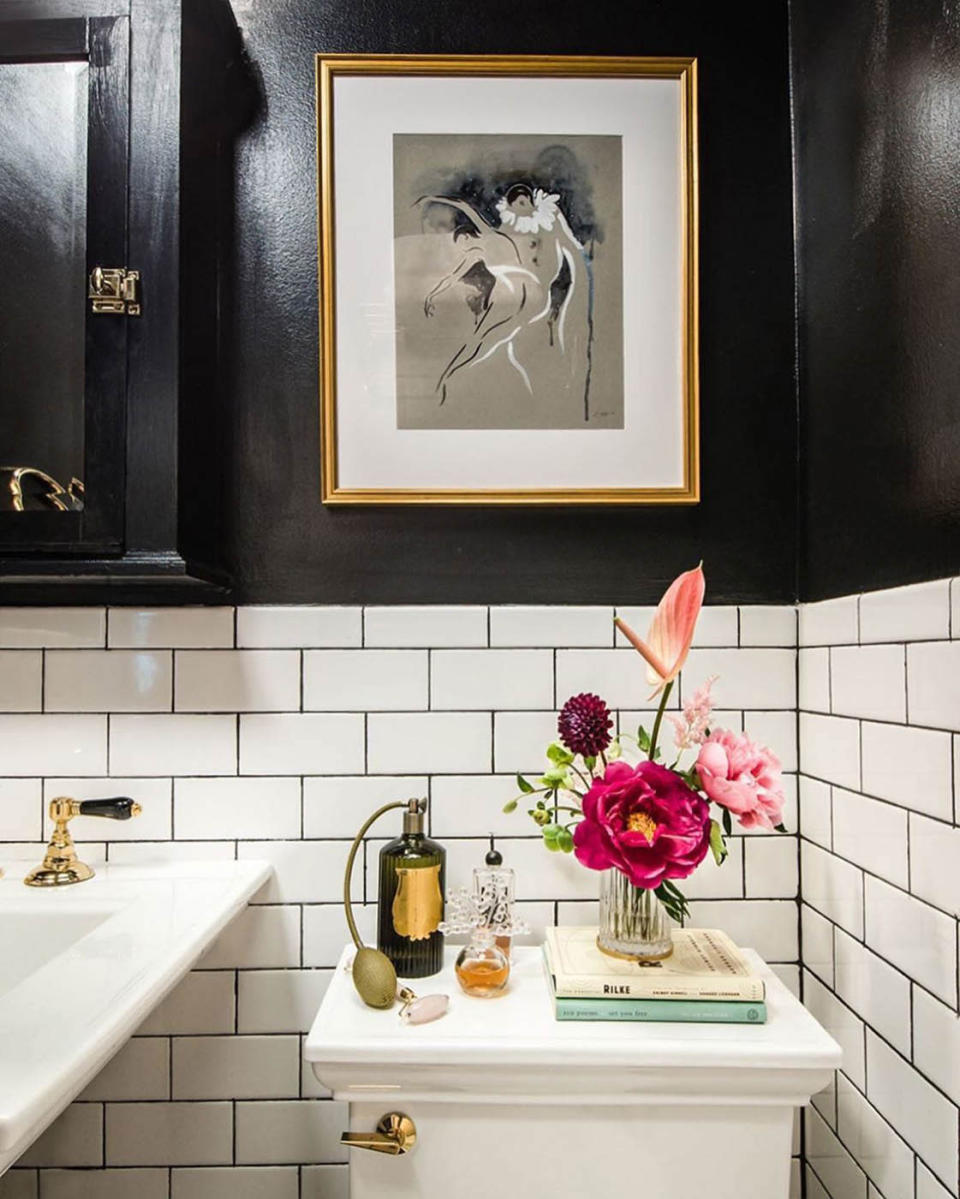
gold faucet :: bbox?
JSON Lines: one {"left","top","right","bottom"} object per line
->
{"left": 25, "top": 796, "right": 142, "bottom": 887}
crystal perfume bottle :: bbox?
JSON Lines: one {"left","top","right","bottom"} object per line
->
{"left": 454, "top": 930, "right": 510, "bottom": 997}
{"left": 377, "top": 799, "right": 445, "bottom": 978}
{"left": 473, "top": 837, "right": 517, "bottom": 959}
{"left": 441, "top": 842, "right": 528, "bottom": 998}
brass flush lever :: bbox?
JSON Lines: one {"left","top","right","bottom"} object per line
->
{"left": 25, "top": 796, "right": 141, "bottom": 887}
{"left": 341, "top": 1112, "right": 417, "bottom": 1156}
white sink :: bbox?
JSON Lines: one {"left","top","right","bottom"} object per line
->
{"left": 0, "top": 906, "right": 116, "bottom": 997}
{"left": 0, "top": 858, "right": 270, "bottom": 1174}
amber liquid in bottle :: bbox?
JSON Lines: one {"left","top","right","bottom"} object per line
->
{"left": 455, "top": 957, "right": 510, "bottom": 995}
{"left": 377, "top": 802, "right": 445, "bottom": 979}
{"left": 494, "top": 934, "right": 513, "bottom": 959}
{"left": 454, "top": 931, "right": 511, "bottom": 997}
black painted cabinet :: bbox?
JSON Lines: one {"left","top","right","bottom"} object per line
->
{"left": 0, "top": 0, "right": 252, "bottom": 602}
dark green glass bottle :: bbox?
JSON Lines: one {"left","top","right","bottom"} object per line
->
{"left": 377, "top": 799, "right": 445, "bottom": 978}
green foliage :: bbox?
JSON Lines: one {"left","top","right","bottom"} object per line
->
{"left": 542, "top": 823, "right": 563, "bottom": 852}
{"left": 655, "top": 879, "right": 691, "bottom": 925}
{"left": 709, "top": 818, "right": 728, "bottom": 866}
{"left": 502, "top": 797, "right": 518, "bottom": 813}
{"left": 546, "top": 742, "right": 575, "bottom": 766}
{"left": 516, "top": 773, "right": 535, "bottom": 794}
{"left": 721, "top": 808, "right": 733, "bottom": 837}
{"left": 637, "top": 726, "right": 651, "bottom": 754}
{"left": 539, "top": 766, "right": 571, "bottom": 788}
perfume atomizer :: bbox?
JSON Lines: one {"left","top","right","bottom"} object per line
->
{"left": 440, "top": 838, "right": 530, "bottom": 997}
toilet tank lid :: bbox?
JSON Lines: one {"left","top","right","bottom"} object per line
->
{"left": 304, "top": 945, "right": 841, "bottom": 1103}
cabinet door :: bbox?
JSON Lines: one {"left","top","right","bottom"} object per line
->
{"left": 0, "top": 15, "right": 129, "bottom": 554}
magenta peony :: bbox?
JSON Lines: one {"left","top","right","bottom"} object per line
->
{"left": 572, "top": 760, "right": 712, "bottom": 889}
{"left": 558, "top": 692, "right": 613, "bottom": 758}
{"left": 696, "top": 730, "right": 785, "bottom": 831}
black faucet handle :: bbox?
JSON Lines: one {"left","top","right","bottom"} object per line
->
{"left": 77, "top": 797, "right": 142, "bottom": 821}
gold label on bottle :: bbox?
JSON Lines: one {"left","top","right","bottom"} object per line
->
{"left": 392, "top": 864, "right": 443, "bottom": 941}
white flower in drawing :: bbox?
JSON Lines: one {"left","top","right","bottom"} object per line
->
{"left": 496, "top": 188, "right": 562, "bottom": 234}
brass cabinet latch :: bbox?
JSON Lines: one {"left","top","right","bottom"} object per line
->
{"left": 89, "top": 266, "right": 141, "bottom": 315}
{"left": 2, "top": 466, "right": 84, "bottom": 512}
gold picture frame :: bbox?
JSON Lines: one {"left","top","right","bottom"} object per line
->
{"left": 316, "top": 54, "right": 699, "bottom": 505}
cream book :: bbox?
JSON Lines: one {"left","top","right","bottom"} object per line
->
{"left": 544, "top": 925, "right": 765, "bottom": 1002}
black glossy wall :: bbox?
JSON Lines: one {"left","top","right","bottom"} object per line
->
{"left": 792, "top": 0, "right": 960, "bottom": 600}
{"left": 216, "top": 0, "right": 798, "bottom": 605}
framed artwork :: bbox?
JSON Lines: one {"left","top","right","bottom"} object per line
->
{"left": 316, "top": 55, "right": 699, "bottom": 505}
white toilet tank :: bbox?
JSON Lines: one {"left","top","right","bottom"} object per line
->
{"left": 306, "top": 946, "right": 840, "bottom": 1199}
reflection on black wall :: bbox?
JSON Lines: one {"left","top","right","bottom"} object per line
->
{"left": 219, "top": 0, "right": 797, "bottom": 604}
{"left": 0, "top": 59, "right": 87, "bottom": 484}
{"left": 793, "top": 0, "right": 960, "bottom": 600}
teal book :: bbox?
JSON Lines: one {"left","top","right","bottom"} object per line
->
{"left": 553, "top": 995, "right": 766, "bottom": 1024}
{"left": 543, "top": 942, "right": 767, "bottom": 1023}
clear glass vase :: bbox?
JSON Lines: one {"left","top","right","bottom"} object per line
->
{"left": 597, "top": 868, "right": 673, "bottom": 961}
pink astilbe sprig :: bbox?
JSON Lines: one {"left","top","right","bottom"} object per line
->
{"left": 669, "top": 676, "right": 718, "bottom": 751}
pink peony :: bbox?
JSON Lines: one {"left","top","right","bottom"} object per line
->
{"left": 573, "top": 760, "right": 712, "bottom": 889}
{"left": 696, "top": 730, "right": 785, "bottom": 831}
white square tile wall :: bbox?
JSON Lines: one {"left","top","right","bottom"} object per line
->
{"left": 21, "top": 575, "right": 960, "bottom": 1199}
{"left": 799, "top": 577, "right": 960, "bottom": 1199}
{"left": 0, "top": 599, "right": 802, "bottom": 1198}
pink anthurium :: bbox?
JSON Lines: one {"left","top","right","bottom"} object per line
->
{"left": 615, "top": 565, "right": 705, "bottom": 698}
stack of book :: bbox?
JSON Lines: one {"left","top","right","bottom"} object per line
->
{"left": 543, "top": 925, "right": 767, "bottom": 1024}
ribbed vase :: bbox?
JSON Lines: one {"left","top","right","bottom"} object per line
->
{"left": 597, "top": 868, "right": 673, "bottom": 961}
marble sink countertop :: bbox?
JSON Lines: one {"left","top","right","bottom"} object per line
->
{"left": 0, "top": 858, "right": 271, "bottom": 1173}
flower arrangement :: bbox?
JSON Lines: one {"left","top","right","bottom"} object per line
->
{"left": 504, "top": 565, "right": 788, "bottom": 926}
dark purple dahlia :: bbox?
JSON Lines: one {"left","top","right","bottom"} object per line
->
{"left": 558, "top": 693, "right": 613, "bottom": 758}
